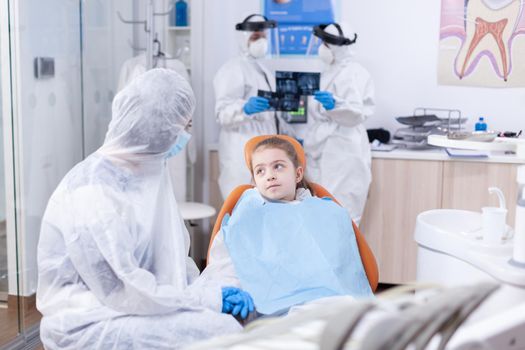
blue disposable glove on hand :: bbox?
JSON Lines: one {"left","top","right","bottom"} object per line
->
{"left": 221, "top": 287, "right": 255, "bottom": 319}
{"left": 243, "top": 96, "right": 270, "bottom": 115}
{"left": 314, "top": 91, "right": 335, "bottom": 111}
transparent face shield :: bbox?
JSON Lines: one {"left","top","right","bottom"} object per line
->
{"left": 236, "top": 15, "right": 280, "bottom": 57}
{"left": 305, "top": 34, "right": 323, "bottom": 56}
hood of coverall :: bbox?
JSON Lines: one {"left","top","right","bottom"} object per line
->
{"left": 323, "top": 23, "right": 357, "bottom": 65}
{"left": 99, "top": 68, "right": 195, "bottom": 162}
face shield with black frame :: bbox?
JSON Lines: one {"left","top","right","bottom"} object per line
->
{"left": 305, "top": 23, "right": 357, "bottom": 63}
{"left": 236, "top": 14, "right": 280, "bottom": 59}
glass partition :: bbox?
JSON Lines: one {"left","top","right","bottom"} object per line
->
{"left": 6, "top": 0, "right": 85, "bottom": 343}
{"left": 0, "top": 0, "right": 185, "bottom": 346}
{"left": 0, "top": 68, "right": 16, "bottom": 347}
{"left": 0, "top": 0, "right": 21, "bottom": 346}
{"left": 0, "top": 0, "right": 86, "bottom": 346}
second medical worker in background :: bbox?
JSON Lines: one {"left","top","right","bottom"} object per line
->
{"left": 300, "top": 23, "right": 375, "bottom": 224}
{"left": 214, "top": 14, "right": 285, "bottom": 199}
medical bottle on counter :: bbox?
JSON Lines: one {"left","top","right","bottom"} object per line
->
{"left": 514, "top": 166, "right": 525, "bottom": 264}
{"left": 175, "top": 0, "right": 188, "bottom": 27}
{"left": 475, "top": 117, "right": 487, "bottom": 131}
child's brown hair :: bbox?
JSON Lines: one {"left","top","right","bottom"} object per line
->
{"left": 250, "top": 136, "right": 311, "bottom": 190}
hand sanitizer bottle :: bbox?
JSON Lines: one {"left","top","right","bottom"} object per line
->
{"left": 475, "top": 117, "right": 487, "bottom": 131}
{"left": 514, "top": 166, "right": 525, "bottom": 264}
{"left": 175, "top": 0, "right": 188, "bottom": 27}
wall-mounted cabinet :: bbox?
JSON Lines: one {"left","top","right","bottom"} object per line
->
{"left": 165, "top": 0, "right": 191, "bottom": 71}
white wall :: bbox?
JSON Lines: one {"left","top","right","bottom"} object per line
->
{"left": 201, "top": 0, "right": 262, "bottom": 146}
{"left": 194, "top": 0, "right": 260, "bottom": 204}
{"left": 200, "top": 0, "right": 525, "bottom": 148}
{"left": 343, "top": 0, "right": 525, "bottom": 132}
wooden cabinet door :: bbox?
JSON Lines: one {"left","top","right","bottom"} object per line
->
{"left": 360, "top": 159, "right": 443, "bottom": 284}
{"left": 442, "top": 162, "right": 518, "bottom": 225}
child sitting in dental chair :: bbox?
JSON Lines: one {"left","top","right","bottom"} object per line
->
{"left": 202, "top": 135, "right": 374, "bottom": 317}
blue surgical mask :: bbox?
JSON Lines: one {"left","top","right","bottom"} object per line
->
{"left": 166, "top": 129, "right": 192, "bottom": 159}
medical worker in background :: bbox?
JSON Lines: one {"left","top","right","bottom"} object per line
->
{"left": 37, "top": 69, "right": 251, "bottom": 349}
{"left": 214, "top": 14, "right": 285, "bottom": 199}
{"left": 301, "top": 23, "right": 375, "bottom": 224}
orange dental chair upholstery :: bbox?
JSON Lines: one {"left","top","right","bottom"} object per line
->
{"left": 206, "top": 135, "right": 379, "bottom": 292}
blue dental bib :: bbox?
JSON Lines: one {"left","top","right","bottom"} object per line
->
{"left": 223, "top": 189, "right": 373, "bottom": 315}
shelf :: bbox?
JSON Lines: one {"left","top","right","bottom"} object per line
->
{"left": 168, "top": 26, "right": 190, "bottom": 31}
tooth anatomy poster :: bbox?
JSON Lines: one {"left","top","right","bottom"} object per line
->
{"left": 438, "top": 0, "right": 525, "bottom": 87}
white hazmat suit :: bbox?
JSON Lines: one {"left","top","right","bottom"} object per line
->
{"left": 213, "top": 15, "right": 285, "bottom": 199}
{"left": 37, "top": 69, "right": 241, "bottom": 349}
{"left": 298, "top": 24, "right": 375, "bottom": 223}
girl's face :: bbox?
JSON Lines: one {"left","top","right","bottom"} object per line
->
{"left": 251, "top": 148, "right": 304, "bottom": 201}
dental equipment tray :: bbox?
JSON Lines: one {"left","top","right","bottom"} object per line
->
{"left": 447, "top": 131, "right": 498, "bottom": 142}
{"left": 395, "top": 114, "right": 440, "bottom": 126}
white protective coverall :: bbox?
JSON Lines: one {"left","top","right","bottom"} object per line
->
{"left": 213, "top": 19, "right": 285, "bottom": 199}
{"left": 37, "top": 69, "right": 241, "bottom": 349}
{"left": 297, "top": 25, "right": 375, "bottom": 223}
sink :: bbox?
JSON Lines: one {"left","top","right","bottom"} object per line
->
{"left": 415, "top": 209, "right": 513, "bottom": 256}
{"left": 415, "top": 209, "right": 525, "bottom": 332}
{"left": 414, "top": 209, "right": 524, "bottom": 287}
{"left": 418, "top": 209, "right": 480, "bottom": 234}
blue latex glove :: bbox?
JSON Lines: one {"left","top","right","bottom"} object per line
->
{"left": 243, "top": 96, "right": 270, "bottom": 115}
{"left": 221, "top": 287, "right": 255, "bottom": 319}
{"left": 314, "top": 91, "right": 335, "bottom": 110}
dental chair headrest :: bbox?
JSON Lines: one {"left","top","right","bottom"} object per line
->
{"left": 244, "top": 135, "right": 306, "bottom": 171}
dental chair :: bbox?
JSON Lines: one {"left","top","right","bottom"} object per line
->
{"left": 206, "top": 134, "right": 379, "bottom": 292}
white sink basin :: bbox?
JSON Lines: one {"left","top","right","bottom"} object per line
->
{"left": 415, "top": 209, "right": 513, "bottom": 256}
{"left": 414, "top": 209, "right": 525, "bottom": 287}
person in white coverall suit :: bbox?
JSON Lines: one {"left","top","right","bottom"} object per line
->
{"left": 214, "top": 14, "right": 289, "bottom": 199}
{"left": 36, "top": 69, "right": 249, "bottom": 349}
{"left": 298, "top": 23, "right": 375, "bottom": 224}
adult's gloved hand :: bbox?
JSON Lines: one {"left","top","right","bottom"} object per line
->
{"left": 221, "top": 287, "right": 255, "bottom": 319}
{"left": 243, "top": 96, "right": 270, "bottom": 115}
{"left": 314, "top": 91, "right": 335, "bottom": 111}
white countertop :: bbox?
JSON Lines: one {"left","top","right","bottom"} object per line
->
{"left": 208, "top": 143, "right": 523, "bottom": 164}
{"left": 372, "top": 148, "right": 524, "bottom": 164}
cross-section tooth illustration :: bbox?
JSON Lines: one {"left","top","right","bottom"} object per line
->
{"left": 456, "top": 0, "right": 523, "bottom": 81}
